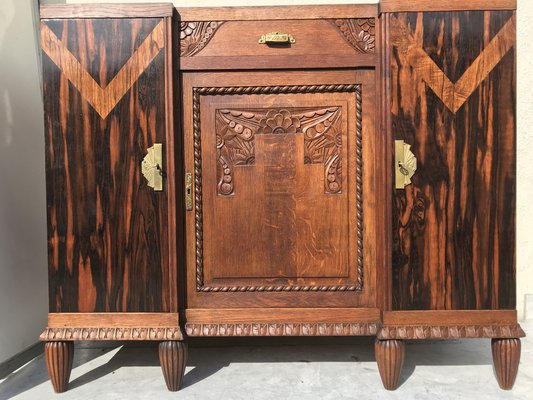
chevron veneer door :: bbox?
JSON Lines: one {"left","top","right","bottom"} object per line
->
{"left": 388, "top": 11, "right": 517, "bottom": 310}
{"left": 41, "top": 17, "right": 175, "bottom": 313}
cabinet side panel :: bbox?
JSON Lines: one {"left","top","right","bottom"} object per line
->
{"left": 42, "top": 18, "right": 170, "bottom": 312}
{"left": 389, "top": 11, "right": 516, "bottom": 310}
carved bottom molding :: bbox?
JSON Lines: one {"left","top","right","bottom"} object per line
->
{"left": 186, "top": 322, "right": 379, "bottom": 336}
{"left": 378, "top": 324, "right": 525, "bottom": 340}
{"left": 40, "top": 327, "right": 184, "bottom": 341}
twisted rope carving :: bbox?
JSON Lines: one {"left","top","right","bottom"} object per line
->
{"left": 193, "top": 89, "right": 204, "bottom": 289}
{"left": 193, "top": 84, "right": 364, "bottom": 292}
{"left": 355, "top": 88, "right": 364, "bottom": 290}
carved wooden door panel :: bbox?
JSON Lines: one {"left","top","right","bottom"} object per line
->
{"left": 183, "top": 71, "right": 378, "bottom": 308}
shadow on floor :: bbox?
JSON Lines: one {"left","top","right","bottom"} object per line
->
{"left": 0, "top": 346, "right": 118, "bottom": 399}
{"left": 0, "top": 336, "right": 497, "bottom": 397}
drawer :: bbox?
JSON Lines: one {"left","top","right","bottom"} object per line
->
{"left": 179, "top": 17, "right": 377, "bottom": 70}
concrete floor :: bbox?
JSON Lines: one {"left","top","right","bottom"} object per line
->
{"left": 0, "top": 322, "right": 531, "bottom": 400}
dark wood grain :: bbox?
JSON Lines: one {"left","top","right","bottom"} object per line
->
{"left": 42, "top": 18, "right": 171, "bottom": 312}
{"left": 492, "top": 338, "right": 521, "bottom": 390}
{"left": 389, "top": 11, "right": 516, "bottom": 310}
{"left": 159, "top": 341, "right": 187, "bottom": 391}
{"left": 44, "top": 341, "right": 74, "bottom": 393}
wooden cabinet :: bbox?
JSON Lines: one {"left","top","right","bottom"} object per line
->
{"left": 38, "top": 0, "right": 523, "bottom": 394}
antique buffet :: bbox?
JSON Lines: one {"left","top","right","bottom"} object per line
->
{"left": 38, "top": 0, "right": 523, "bottom": 393}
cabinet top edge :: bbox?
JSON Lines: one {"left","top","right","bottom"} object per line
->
{"left": 176, "top": 4, "right": 378, "bottom": 21}
{"left": 40, "top": 3, "right": 378, "bottom": 21}
{"left": 379, "top": 0, "right": 516, "bottom": 14}
{"left": 40, "top": 3, "right": 174, "bottom": 19}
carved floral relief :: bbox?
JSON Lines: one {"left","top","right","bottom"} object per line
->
{"left": 180, "top": 21, "right": 224, "bottom": 57}
{"left": 330, "top": 18, "right": 376, "bottom": 53}
{"left": 215, "top": 107, "right": 343, "bottom": 196}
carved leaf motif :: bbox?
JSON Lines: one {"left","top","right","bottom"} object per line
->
{"left": 215, "top": 107, "right": 343, "bottom": 195}
{"left": 301, "top": 107, "right": 343, "bottom": 194}
{"left": 330, "top": 18, "right": 375, "bottom": 54}
{"left": 180, "top": 21, "right": 224, "bottom": 57}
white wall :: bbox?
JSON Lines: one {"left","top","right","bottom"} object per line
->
{"left": 516, "top": 0, "right": 533, "bottom": 323}
{"left": 0, "top": 0, "right": 48, "bottom": 363}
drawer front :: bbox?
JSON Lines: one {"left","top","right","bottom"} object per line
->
{"left": 182, "top": 70, "right": 379, "bottom": 309}
{"left": 179, "top": 18, "right": 377, "bottom": 69}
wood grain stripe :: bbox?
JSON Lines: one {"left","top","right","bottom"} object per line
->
{"left": 41, "top": 20, "right": 165, "bottom": 118}
{"left": 390, "top": 15, "right": 515, "bottom": 113}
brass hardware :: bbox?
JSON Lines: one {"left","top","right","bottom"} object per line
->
{"left": 141, "top": 143, "right": 163, "bottom": 191}
{"left": 185, "top": 172, "right": 193, "bottom": 211}
{"left": 395, "top": 140, "right": 417, "bottom": 189}
{"left": 258, "top": 32, "right": 295, "bottom": 44}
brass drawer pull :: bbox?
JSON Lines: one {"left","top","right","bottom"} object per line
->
{"left": 258, "top": 32, "right": 295, "bottom": 44}
{"left": 395, "top": 140, "right": 417, "bottom": 189}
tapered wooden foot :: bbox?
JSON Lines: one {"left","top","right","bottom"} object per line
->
{"left": 375, "top": 339, "right": 405, "bottom": 391}
{"left": 492, "top": 338, "right": 521, "bottom": 390}
{"left": 44, "top": 341, "right": 74, "bottom": 393}
{"left": 159, "top": 341, "right": 187, "bottom": 391}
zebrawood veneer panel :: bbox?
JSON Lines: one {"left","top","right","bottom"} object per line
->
{"left": 390, "top": 11, "right": 516, "bottom": 310}
{"left": 42, "top": 18, "right": 171, "bottom": 312}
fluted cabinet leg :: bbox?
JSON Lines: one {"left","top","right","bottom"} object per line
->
{"left": 159, "top": 341, "right": 188, "bottom": 391}
{"left": 492, "top": 338, "right": 521, "bottom": 390}
{"left": 44, "top": 341, "right": 74, "bottom": 393}
{"left": 375, "top": 339, "right": 405, "bottom": 391}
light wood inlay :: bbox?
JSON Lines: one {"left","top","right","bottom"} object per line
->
{"left": 390, "top": 15, "right": 515, "bottom": 113}
{"left": 48, "top": 313, "right": 179, "bottom": 328}
{"left": 383, "top": 310, "right": 518, "bottom": 326}
{"left": 41, "top": 20, "right": 165, "bottom": 118}
{"left": 40, "top": 3, "right": 173, "bottom": 19}
{"left": 186, "top": 308, "right": 381, "bottom": 324}
{"left": 380, "top": 0, "right": 516, "bottom": 13}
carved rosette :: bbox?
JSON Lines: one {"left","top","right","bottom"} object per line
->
{"left": 215, "top": 107, "right": 342, "bottom": 196}
{"left": 330, "top": 18, "right": 375, "bottom": 53}
{"left": 180, "top": 21, "right": 224, "bottom": 56}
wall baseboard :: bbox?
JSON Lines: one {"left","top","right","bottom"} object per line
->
{"left": 0, "top": 342, "right": 44, "bottom": 380}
